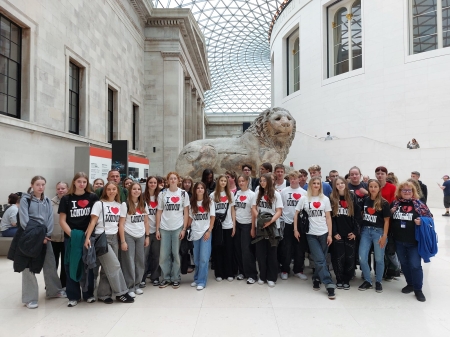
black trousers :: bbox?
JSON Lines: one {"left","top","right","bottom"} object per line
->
{"left": 51, "top": 241, "right": 66, "bottom": 288}
{"left": 331, "top": 237, "right": 356, "bottom": 284}
{"left": 213, "top": 228, "right": 235, "bottom": 278}
{"left": 234, "top": 222, "right": 257, "bottom": 279}
{"left": 255, "top": 239, "right": 278, "bottom": 282}
{"left": 278, "top": 222, "right": 307, "bottom": 274}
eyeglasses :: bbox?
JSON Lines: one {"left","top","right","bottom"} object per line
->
{"left": 401, "top": 189, "right": 412, "bottom": 193}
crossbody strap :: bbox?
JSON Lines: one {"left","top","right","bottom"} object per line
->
{"left": 101, "top": 201, "right": 106, "bottom": 233}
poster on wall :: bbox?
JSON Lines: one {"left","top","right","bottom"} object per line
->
{"left": 112, "top": 140, "right": 129, "bottom": 181}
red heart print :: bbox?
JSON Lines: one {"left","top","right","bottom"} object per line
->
{"left": 77, "top": 200, "right": 89, "bottom": 208}
{"left": 340, "top": 200, "right": 348, "bottom": 208}
{"left": 312, "top": 202, "right": 321, "bottom": 209}
{"left": 402, "top": 206, "right": 413, "bottom": 213}
{"left": 355, "top": 190, "right": 364, "bottom": 197}
{"left": 220, "top": 196, "right": 228, "bottom": 202}
{"left": 171, "top": 197, "right": 180, "bottom": 203}
{"left": 136, "top": 209, "right": 141, "bottom": 214}
{"left": 239, "top": 195, "right": 247, "bottom": 202}
{"left": 198, "top": 206, "right": 205, "bottom": 213}
{"left": 150, "top": 201, "right": 158, "bottom": 208}
{"left": 111, "top": 207, "right": 119, "bottom": 215}
{"left": 293, "top": 193, "right": 301, "bottom": 200}
{"left": 367, "top": 207, "right": 375, "bottom": 215}
{"left": 264, "top": 195, "right": 268, "bottom": 201}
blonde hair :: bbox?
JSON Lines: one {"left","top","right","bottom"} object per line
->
{"left": 287, "top": 170, "right": 301, "bottom": 179}
{"left": 307, "top": 177, "right": 324, "bottom": 199}
{"left": 396, "top": 181, "right": 420, "bottom": 200}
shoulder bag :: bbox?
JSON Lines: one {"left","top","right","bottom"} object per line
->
{"left": 94, "top": 201, "right": 108, "bottom": 257}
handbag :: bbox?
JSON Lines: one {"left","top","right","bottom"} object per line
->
{"left": 212, "top": 202, "right": 229, "bottom": 247}
{"left": 297, "top": 209, "right": 310, "bottom": 234}
{"left": 93, "top": 202, "right": 108, "bottom": 257}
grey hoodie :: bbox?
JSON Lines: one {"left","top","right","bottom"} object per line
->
{"left": 19, "top": 193, "right": 53, "bottom": 236}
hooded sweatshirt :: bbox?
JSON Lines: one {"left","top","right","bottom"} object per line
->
{"left": 19, "top": 193, "right": 53, "bottom": 237}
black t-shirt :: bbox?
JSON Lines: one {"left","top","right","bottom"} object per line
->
{"left": 390, "top": 200, "right": 418, "bottom": 244}
{"left": 58, "top": 192, "right": 99, "bottom": 237}
{"left": 332, "top": 195, "right": 360, "bottom": 238}
{"left": 362, "top": 198, "right": 390, "bottom": 229}
{"left": 348, "top": 182, "right": 368, "bottom": 208}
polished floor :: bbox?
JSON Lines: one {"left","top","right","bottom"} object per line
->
{"left": 1, "top": 208, "right": 449, "bottom": 337}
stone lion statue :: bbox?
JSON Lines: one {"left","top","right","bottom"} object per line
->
{"left": 175, "top": 107, "right": 296, "bottom": 179}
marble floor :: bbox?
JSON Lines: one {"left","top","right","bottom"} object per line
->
{"left": 1, "top": 208, "right": 450, "bottom": 337}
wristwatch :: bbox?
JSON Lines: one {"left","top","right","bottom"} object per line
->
{"left": 145, "top": 234, "right": 150, "bottom": 238}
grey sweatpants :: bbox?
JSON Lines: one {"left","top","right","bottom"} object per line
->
{"left": 97, "top": 234, "right": 128, "bottom": 299}
{"left": 121, "top": 232, "right": 145, "bottom": 292}
{"left": 22, "top": 243, "right": 63, "bottom": 303}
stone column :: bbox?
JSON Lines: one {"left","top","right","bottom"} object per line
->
{"left": 197, "top": 98, "right": 204, "bottom": 140}
{"left": 191, "top": 88, "right": 198, "bottom": 142}
{"left": 184, "top": 78, "right": 192, "bottom": 145}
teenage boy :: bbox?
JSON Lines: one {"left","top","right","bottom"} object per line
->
{"left": 274, "top": 164, "right": 290, "bottom": 192}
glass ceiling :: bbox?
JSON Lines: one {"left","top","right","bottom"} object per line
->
{"left": 153, "top": 0, "right": 284, "bottom": 114}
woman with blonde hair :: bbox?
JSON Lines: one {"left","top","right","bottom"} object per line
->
{"left": 390, "top": 181, "right": 432, "bottom": 302}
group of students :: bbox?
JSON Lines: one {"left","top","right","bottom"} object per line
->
{"left": 6, "top": 162, "right": 436, "bottom": 309}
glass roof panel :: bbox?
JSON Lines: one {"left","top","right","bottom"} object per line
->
{"left": 153, "top": 0, "right": 283, "bottom": 114}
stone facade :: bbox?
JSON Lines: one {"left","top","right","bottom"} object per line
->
{"left": 205, "top": 114, "right": 257, "bottom": 139}
{"left": 0, "top": 0, "right": 210, "bottom": 196}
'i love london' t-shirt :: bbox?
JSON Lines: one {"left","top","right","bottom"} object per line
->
{"left": 234, "top": 189, "right": 255, "bottom": 224}
{"left": 157, "top": 188, "right": 190, "bottom": 231}
{"left": 58, "top": 192, "right": 99, "bottom": 237}
{"left": 252, "top": 191, "right": 283, "bottom": 228}
{"left": 281, "top": 186, "right": 307, "bottom": 224}
{"left": 147, "top": 195, "right": 158, "bottom": 234}
{"left": 390, "top": 200, "right": 419, "bottom": 244}
{"left": 91, "top": 200, "right": 122, "bottom": 235}
{"left": 362, "top": 198, "right": 390, "bottom": 229}
{"left": 188, "top": 200, "right": 216, "bottom": 241}
{"left": 210, "top": 191, "right": 235, "bottom": 229}
{"left": 120, "top": 202, "right": 149, "bottom": 238}
{"left": 332, "top": 195, "right": 358, "bottom": 238}
{"left": 295, "top": 195, "right": 332, "bottom": 236}
{"left": 348, "top": 182, "right": 368, "bottom": 207}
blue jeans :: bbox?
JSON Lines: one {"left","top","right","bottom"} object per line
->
{"left": 1, "top": 227, "right": 18, "bottom": 237}
{"left": 359, "top": 227, "right": 386, "bottom": 283}
{"left": 193, "top": 233, "right": 212, "bottom": 287}
{"left": 159, "top": 227, "right": 183, "bottom": 282}
{"left": 395, "top": 241, "right": 423, "bottom": 290}
{"left": 306, "top": 233, "right": 335, "bottom": 288}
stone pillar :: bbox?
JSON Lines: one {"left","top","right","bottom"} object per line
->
{"left": 197, "top": 98, "right": 204, "bottom": 140}
{"left": 191, "top": 88, "right": 198, "bottom": 141}
{"left": 184, "top": 78, "right": 192, "bottom": 145}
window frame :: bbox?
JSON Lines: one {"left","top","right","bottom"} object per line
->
{"left": 286, "top": 29, "right": 300, "bottom": 96}
{"left": 107, "top": 88, "right": 114, "bottom": 144}
{"left": 0, "top": 14, "right": 22, "bottom": 119}
{"left": 68, "top": 62, "right": 80, "bottom": 134}
{"left": 132, "top": 104, "right": 138, "bottom": 150}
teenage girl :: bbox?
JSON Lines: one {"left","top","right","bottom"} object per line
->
{"left": 188, "top": 182, "right": 215, "bottom": 290}
{"left": 84, "top": 182, "right": 134, "bottom": 304}
{"left": 210, "top": 174, "right": 236, "bottom": 282}
{"left": 119, "top": 183, "right": 150, "bottom": 297}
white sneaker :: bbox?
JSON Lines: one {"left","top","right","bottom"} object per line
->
{"left": 237, "top": 274, "right": 244, "bottom": 280}
{"left": 26, "top": 301, "right": 38, "bottom": 309}
{"left": 196, "top": 285, "right": 204, "bottom": 291}
{"left": 128, "top": 291, "right": 136, "bottom": 298}
{"left": 56, "top": 290, "right": 67, "bottom": 298}
{"left": 135, "top": 288, "right": 144, "bottom": 295}
{"left": 246, "top": 278, "right": 256, "bottom": 284}
{"left": 258, "top": 279, "right": 264, "bottom": 285}
{"left": 268, "top": 281, "right": 275, "bottom": 287}
{"left": 67, "top": 300, "right": 78, "bottom": 307}
{"left": 216, "top": 277, "right": 223, "bottom": 282}
{"left": 227, "top": 277, "right": 234, "bottom": 282}
{"left": 191, "top": 282, "right": 198, "bottom": 287}
{"left": 280, "top": 272, "right": 288, "bottom": 280}
{"left": 294, "top": 272, "right": 308, "bottom": 280}
{"left": 86, "top": 297, "right": 96, "bottom": 303}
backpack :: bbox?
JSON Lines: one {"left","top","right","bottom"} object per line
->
{"left": 16, "top": 196, "right": 32, "bottom": 229}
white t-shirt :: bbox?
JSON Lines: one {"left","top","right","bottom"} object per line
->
{"left": 147, "top": 195, "right": 158, "bottom": 234}
{"left": 157, "top": 188, "right": 190, "bottom": 231}
{"left": 120, "top": 202, "right": 149, "bottom": 238}
{"left": 251, "top": 191, "right": 283, "bottom": 228}
{"left": 295, "top": 195, "right": 332, "bottom": 236}
{"left": 188, "top": 200, "right": 216, "bottom": 241}
{"left": 234, "top": 189, "right": 255, "bottom": 224}
{"left": 281, "top": 186, "right": 307, "bottom": 224}
{"left": 275, "top": 180, "right": 287, "bottom": 192}
{"left": 91, "top": 200, "right": 122, "bottom": 235}
{"left": 210, "top": 191, "right": 235, "bottom": 229}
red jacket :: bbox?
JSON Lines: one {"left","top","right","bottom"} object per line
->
{"left": 381, "top": 182, "right": 396, "bottom": 204}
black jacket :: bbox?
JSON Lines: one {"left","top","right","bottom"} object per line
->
{"left": 8, "top": 219, "right": 47, "bottom": 273}
{"left": 418, "top": 180, "right": 428, "bottom": 204}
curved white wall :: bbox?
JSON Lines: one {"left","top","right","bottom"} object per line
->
{"left": 271, "top": 0, "right": 450, "bottom": 208}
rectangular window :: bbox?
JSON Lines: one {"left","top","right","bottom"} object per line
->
{"left": 132, "top": 105, "right": 137, "bottom": 150}
{"left": 0, "top": 15, "right": 21, "bottom": 118}
{"left": 69, "top": 62, "right": 79, "bottom": 134}
{"left": 286, "top": 30, "right": 300, "bottom": 95}
{"left": 108, "top": 88, "right": 114, "bottom": 143}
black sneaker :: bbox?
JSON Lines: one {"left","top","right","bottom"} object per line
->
{"left": 402, "top": 285, "right": 414, "bottom": 294}
{"left": 358, "top": 281, "right": 373, "bottom": 291}
{"left": 343, "top": 284, "right": 350, "bottom": 290}
{"left": 152, "top": 279, "right": 160, "bottom": 286}
{"left": 313, "top": 280, "right": 320, "bottom": 291}
{"left": 159, "top": 280, "right": 172, "bottom": 288}
{"left": 384, "top": 276, "right": 394, "bottom": 282}
{"left": 336, "top": 283, "right": 344, "bottom": 289}
{"left": 414, "top": 290, "right": 426, "bottom": 302}
{"left": 116, "top": 293, "right": 134, "bottom": 303}
{"left": 442, "top": 213, "right": 450, "bottom": 217}
{"left": 327, "top": 288, "right": 336, "bottom": 299}
{"left": 375, "top": 282, "right": 383, "bottom": 293}
{"left": 172, "top": 281, "right": 180, "bottom": 289}
{"left": 139, "top": 282, "right": 146, "bottom": 288}
{"left": 99, "top": 297, "right": 114, "bottom": 304}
